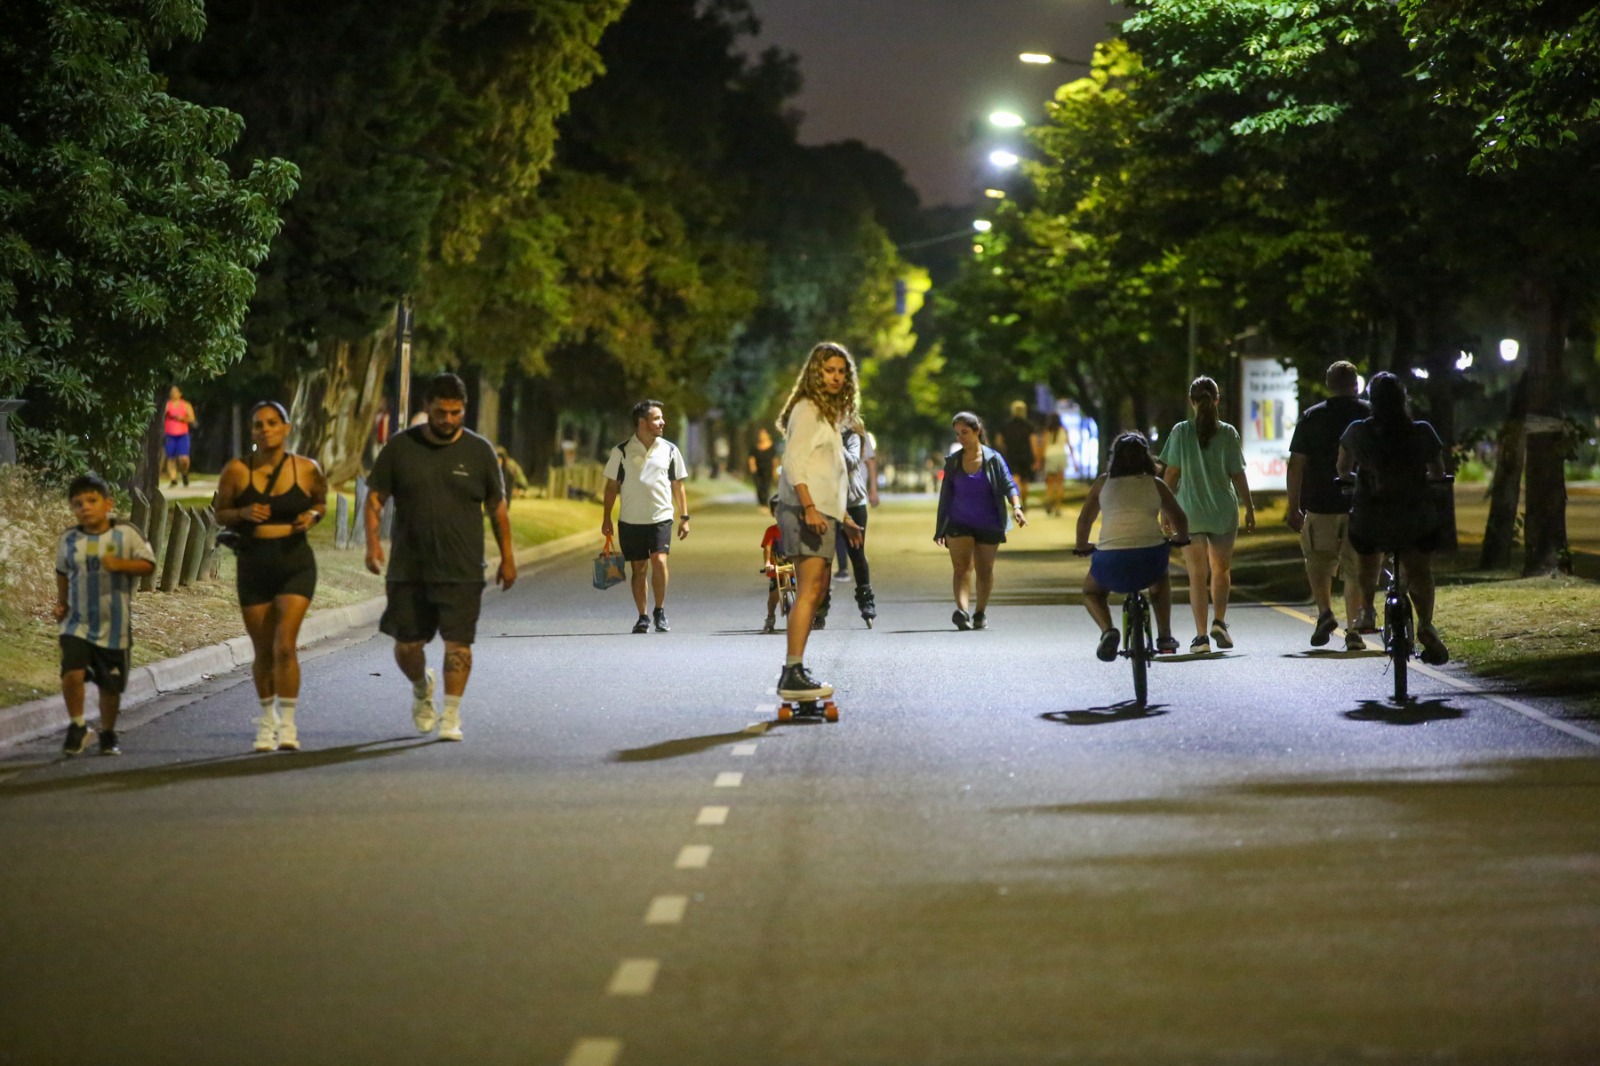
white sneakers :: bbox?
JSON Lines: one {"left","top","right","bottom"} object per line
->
{"left": 412, "top": 669, "right": 437, "bottom": 733}
{"left": 253, "top": 713, "right": 278, "bottom": 753}
{"left": 438, "top": 706, "right": 463, "bottom": 742}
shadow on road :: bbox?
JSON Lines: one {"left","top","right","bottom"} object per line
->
{"left": 1282, "top": 649, "right": 1389, "bottom": 660}
{"left": 0, "top": 738, "right": 435, "bottom": 797}
{"left": 612, "top": 726, "right": 770, "bottom": 763}
{"left": 1346, "top": 697, "right": 1466, "bottom": 726}
{"left": 1043, "top": 701, "right": 1170, "bottom": 725}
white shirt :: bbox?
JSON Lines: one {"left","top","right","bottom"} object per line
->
{"left": 56, "top": 521, "right": 156, "bottom": 649}
{"left": 604, "top": 434, "right": 685, "bottom": 525}
{"left": 1096, "top": 475, "right": 1166, "bottom": 550}
{"left": 778, "top": 398, "right": 848, "bottom": 519}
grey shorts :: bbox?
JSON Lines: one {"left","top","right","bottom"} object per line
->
{"left": 777, "top": 503, "right": 837, "bottom": 562}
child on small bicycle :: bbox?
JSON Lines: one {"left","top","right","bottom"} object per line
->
{"left": 1075, "top": 432, "right": 1190, "bottom": 661}
{"left": 760, "top": 495, "right": 787, "bottom": 634}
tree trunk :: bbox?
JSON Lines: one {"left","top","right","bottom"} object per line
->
{"left": 1520, "top": 282, "right": 1570, "bottom": 576}
{"left": 290, "top": 328, "right": 394, "bottom": 487}
{"left": 1479, "top": 371, "right": 1527, "bottom": 571}
{"left": 475, "top": 374, "right": 501, "bottom": 445}
{"left": 130, "top": 393, "right": 166, "bottom": 517}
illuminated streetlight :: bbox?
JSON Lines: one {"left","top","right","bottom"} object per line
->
{"left": 1456, "top": 351, "right": 1474, "bottom": 371}
{"left": 1499, "top": 338, "right": 1520, "bottom": 362}
{"left": 972, "top": 219, "right": 993, "bottom": 233}
{"left": 989, "top": 110, "right": 1026, "bottom": 129}
{"left": 983, "top": 188, "right": 1006, "bottom": 200}
{"left": 1019, "top": 52, "right": 1092, "bottom": 67}
{"left": 1413, "top": 368, "right": 1430, "bottom": 380}
{"left": 989, "top": 149, "right": 1020, "bottom": 168}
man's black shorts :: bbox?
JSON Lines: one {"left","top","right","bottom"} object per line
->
{"left": 59, "top": 635, "right": 131, "bottom": 694}
{"left": 618, "top": 520, "right": 672, "bottom": 562}
{"left": 380, "top": 581, "right": 485, "bottom": 645}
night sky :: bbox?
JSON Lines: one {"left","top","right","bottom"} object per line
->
{"left": 744, "top": 0, "right": 1126, "bottom": 208}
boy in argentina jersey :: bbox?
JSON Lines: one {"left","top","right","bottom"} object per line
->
{"left": 54, "top": 474, "right": 156, "bottom": 756}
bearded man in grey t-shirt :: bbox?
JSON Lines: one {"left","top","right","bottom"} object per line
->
{"left": 365, "top": 372, "right": 515, "bottom": 741}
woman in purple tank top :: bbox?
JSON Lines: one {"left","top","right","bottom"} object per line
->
{"left": 933, "top": 411, "right": 1026, "bottom": 630}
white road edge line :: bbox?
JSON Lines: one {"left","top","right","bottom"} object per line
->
{"left": 607, "top": 958, "right": 660, "bottom": 996}
{"left": 714, "top": 771, "right": 744, "bottom": 788}
{"left": 676, "top": 844, "right": 713, "bottom": 869}
{"left": 732, "top": 742, "right": 759, "bottom": 756}
{"left": 1266, "top": 602, "right": 1600, "bottom": 746}
{"left": 697, "top": 805, "right": 729, "bottom": 826}
{"left": 645, "top": 895, "right": 689, "bottom": 925}
{"left": 566, "top": 1038, "right": 623, "bottom": 1066}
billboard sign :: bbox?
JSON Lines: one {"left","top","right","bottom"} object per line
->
{"left": 1240, "top": 357, "right": 1298, "bottom": 492}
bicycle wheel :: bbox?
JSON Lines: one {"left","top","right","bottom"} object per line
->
{"left": 1126, "top": 595, "right": 1149, "bottom": 706}
{"left": 1386, "top": 590, "right": 1413, "bottom": 703}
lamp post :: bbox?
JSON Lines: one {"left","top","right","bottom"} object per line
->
{"left": 1019, "top": 52, "right": 1092, "bottom": 67}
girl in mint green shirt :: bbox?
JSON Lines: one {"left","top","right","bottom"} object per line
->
{"left": 1158, "top": 376, "right": 1255, "bottom": 652}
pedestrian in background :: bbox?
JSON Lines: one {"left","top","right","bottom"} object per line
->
{"left": 1159, "top": 375, "right": 1255, "bottom": 653}
{"left": 163, "top": 385, "right": 197, "bottom": 488}
{"left": 366, "top": 372, "right": 515, "bottom": 742}
{"left": 774, "top": 342, "right": 863, "bottom": 700}
{"left": 840, "top": 420, "right": 880, "bottom": 625}
{"left": 1286, "top": 360, "right": 1376, "bottom": 651}
{"left": 600, "top": 399, "right": 690, "bottom": 634}
{"left": 934, "top": 411, "right": 1026, "bottom": 631}
{"left": 55, "top": 473, "right": 157, "bottom": 756}
{"left": 214, "top": 401, "right": 326, "bottom": 752}
{"left": 994, "top": 400, "right": 1037, "bottom": 513}
{"left": 1038, "top": 411, "right": 1071, "bottom": 516}
{"left": 748, "top": 426, "right": 778, "bottom": 507}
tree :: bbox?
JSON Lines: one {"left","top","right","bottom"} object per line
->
{"left": 0, "top": 0, "right": 296, "bottom": 480}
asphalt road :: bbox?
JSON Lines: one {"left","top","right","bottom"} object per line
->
{"left": 2, "top": 495, "right": 1597, "bottom": 1066}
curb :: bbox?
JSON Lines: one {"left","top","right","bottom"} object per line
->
{"left": 0, "top": 529, "right": 597, "bottom": 749}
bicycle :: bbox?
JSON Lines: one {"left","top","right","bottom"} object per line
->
{"left": 1074, "top": 537, "right": 1189, "bottom": 707}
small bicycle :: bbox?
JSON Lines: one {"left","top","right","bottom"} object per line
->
{"left": 1074, "top": 537, "right": 1189, "bottom": 707}
{"left": 759, "top": 560, "right": 797, "bottom": 628}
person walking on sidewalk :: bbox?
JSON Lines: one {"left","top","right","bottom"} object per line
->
{"left": 1286, "top": 360, "right": 1376, "bottom": 651}
{"left": 1159, "top": 376, "right": 1255, "bottom": 653}
{"left": 54, "top": 474, "right": 157, "bottom": 756}
{"left": 365, "top": 373, "right": 515, "bottom": 742}
{"left": 214, "top": 400, "right": 327, "bottom": 752}
{"left": 774, "top": 342, "right": 864, "bottom": 700}
{"left": 600, "top": 399, "right": 690, "bottom": 634}
{"left": 994, "top": 400, "right": 1037, "bottom": 514}
{"left": 934, "top": 411, "right": 1027, "bottom": 631}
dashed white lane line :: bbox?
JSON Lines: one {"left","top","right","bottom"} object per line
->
{"left": 747, "top": 710, "right": 776, "bottom": 728}
{"left": 714, "top": 771, "right": 744, "bottom": 788}
{"left": 607, "top": 958, "right": 660, "bottom": 996}
{"left": 1267, "top": 601, "right": 1600, "bottom": 746}
{"left": 565, "top": 1038, "right": 622, "bottom": 1066}
{"left": 697, "top": 805, "right": 730, "bottom": 826}
{"left": 645, "top": 895, "right": 689, "bottom": 925}
{"left": 732, "top": 742, "right": 759, "bottom": 756}
{"left": 675, "top": 844, "right": 713, "bottom": 869}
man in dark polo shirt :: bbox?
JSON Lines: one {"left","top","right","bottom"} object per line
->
{"left": 1285, "top": 360, "right": 1375, "bottom": 650}
{"left": 365, "top": 372, "right": 515, "bottom": 741}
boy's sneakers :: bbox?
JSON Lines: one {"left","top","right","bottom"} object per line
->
{"left": 1210, "top": 619, "right": 1233, "bottom": 649}
{"left": 652, "top": 607, "right": 670, "bottom": 633}
{"left": 1311, "top": 610, "right": 1338, "bottom": 647}
{"left": 98, "top": 730, "right": 120, "bottom": 756}
{"left": 1345, "top": 628, "right": 1367, "bottom": 652}
{"left": 1418, "top": 624, "right": 1450, "bottom": 666}
{"left": 632, "top": 614, "right": 650, "bottom": 634}
{"left": 412, "top": 668, "right": 437, "bottom": 733}
{"left": 777, "top": 663, "right": 834, "bottom": 700}
{"left": 62, "top": 722, "right": 91, "bottom": 756}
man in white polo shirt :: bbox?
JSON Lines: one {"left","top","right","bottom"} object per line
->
{"left": 601, "top": 399, "right": 690, "bottom": 633}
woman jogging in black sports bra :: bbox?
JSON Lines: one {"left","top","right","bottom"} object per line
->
{"left": 214, "top": 401, "right": 327, "bottom": 753}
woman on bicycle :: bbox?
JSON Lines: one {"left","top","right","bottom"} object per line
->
{"left": 934, "top": 411, "right": 1027, "bottom": 630}
{"left": 1077, "top": 432, "right": 1190, "bottom": 660}
{"left": 1159, "top": 376, "right": 1255, "bottom": 652}
{"left": 1336, "top": 372, "right": 1449, "bottom": 664}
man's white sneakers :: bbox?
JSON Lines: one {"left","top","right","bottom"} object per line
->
{"left": 412, "top": 668, "right": 437, "bottom": 733}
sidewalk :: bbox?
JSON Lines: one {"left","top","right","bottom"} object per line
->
{"left": 0, "top": 529, "right": 595, "bottom": 749}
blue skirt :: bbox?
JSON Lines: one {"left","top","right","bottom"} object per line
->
{"left": 1089, "top": 543, "right": 1170, "bottom": 594}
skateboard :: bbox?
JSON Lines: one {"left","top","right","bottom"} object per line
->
{"left": 778, "top": 698, "right": 840, "bottom": 722}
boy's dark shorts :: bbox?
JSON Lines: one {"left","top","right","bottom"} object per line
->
{"left": 59, "top": 635, "right": 131, "bottom": 694}
{"left": 619, "top": 520, "right": 672, "bottom": 562}
{"left": 381, "top": 582, "right": 485, "bottom": 645}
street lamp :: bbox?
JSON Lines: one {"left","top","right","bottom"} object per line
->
{"left": 1499, "top": 338, "right": 1520, "bottom": 362}
{"left": 1456, "top": 351, "right": 1474, "bottom": 371}
{"left": 984, "top": 188, "right": 1006, "bottom": 199}
{"left": 972, "top": 219, "right": 993, "bottom": 233}
{"left": 988, "top": 110, "right": 1026, "bottom": 129}
{"left": 989, "top": 149, "right": 1020, "bottom": 169}
{"left": 1019, "top": 52, "right": 1092, "bottom": 67}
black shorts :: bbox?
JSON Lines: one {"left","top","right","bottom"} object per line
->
{"left": 1349, "top": 524, "right": 1443, "bottom": 556}
{"left": 1349, "top": 505, "right": 1442, "bottom": 556}
{"left": 943, "top": 520, "right": 1006, "bottom": 546}
{"left": 618, "top": 520, "right": 672, "bottom": 562}
{"left": 380, "top": 581, "right": 485, "bottom": 645}
{"left": 59, "top": 635, "right": 131, "bottom": 694}
{"left": 236, "top": 534, "right": 318, "bottom": 608}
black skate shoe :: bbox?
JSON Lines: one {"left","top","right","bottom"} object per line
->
{"left": 776, "top": 663, "right": 834, "bottom": 700}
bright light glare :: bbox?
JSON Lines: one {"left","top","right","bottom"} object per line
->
{"left": 989, "top": 110, "right": 1026, "bottom": 129}
{"left": 1413, "top": 368, "right": 1430, "bottom": 380}
{"left": 1019, "top": 52, "right": 1054, "bottom": 64}
{"left": 1456, "top": 351, "right": 1474, "bottom": 371}
{"left": 984, "top": 188, "right": 1006, "bottom": 199}
{"left": 972, "top": 219, "right": 993, "bottom": 233}
{"left": 989, "top": 149, "right": 1020, "bottom": 168}
{"left": 1499, "top": 338, "right": 1520, "bottom": 362}
{"left": 972, "top": 243, "right": 985, "bottom": 255}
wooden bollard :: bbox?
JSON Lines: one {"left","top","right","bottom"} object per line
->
{"left": 159, "top": 505, "right": 190, "bottom": 592}
{"left": 141, "top": 488, "right": 167, "bottom": 592}
{"left": 180, "top": 507, "right": 209, "bottom": 586}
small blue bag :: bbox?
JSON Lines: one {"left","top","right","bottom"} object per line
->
{"left": 593, "top": 537, "right": 626, "bottom": 590}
